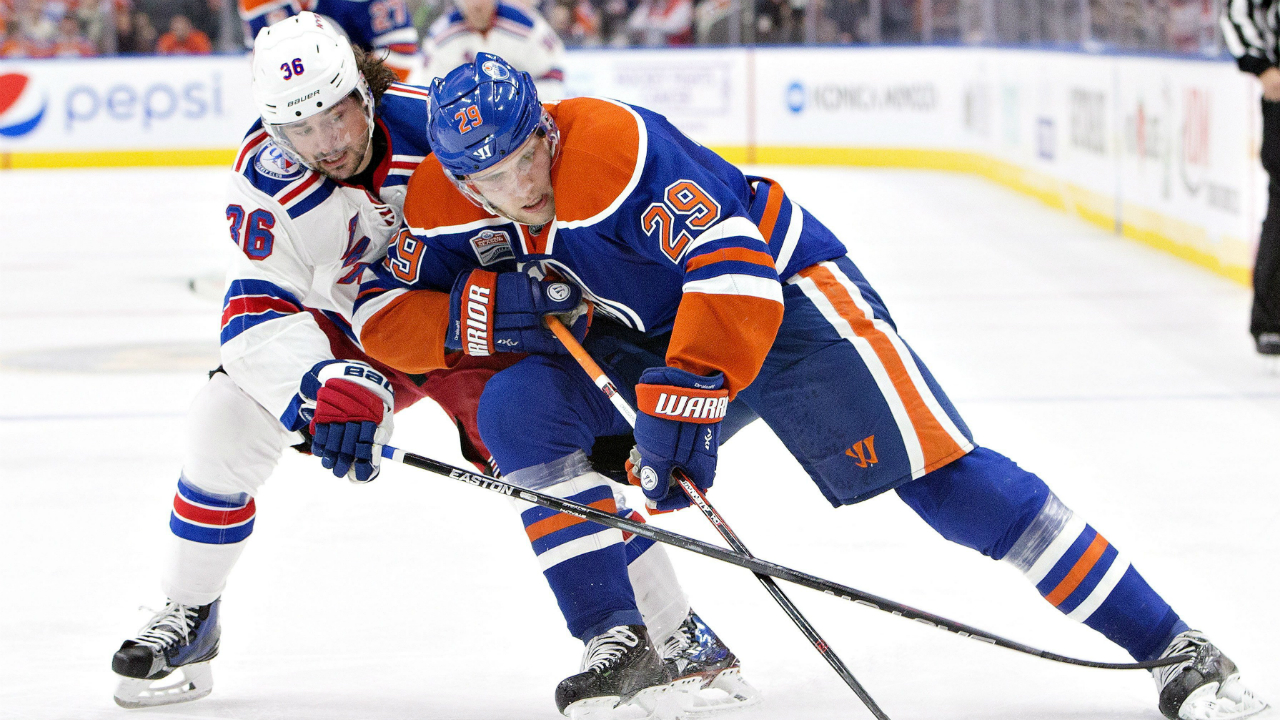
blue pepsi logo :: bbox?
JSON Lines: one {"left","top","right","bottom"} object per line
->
{"left": 0, "top": 73, "right": 48, "bottom": 138}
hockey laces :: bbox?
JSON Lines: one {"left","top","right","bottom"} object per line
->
{"left": 659, "top": 622, "right": 695, "bottom": 661}
{"left": 131, "top": 602, "right": 199, "bottom": 651}
{"left": 581, "top": 627, "right": 641, "bottom": 673}
{"left": 1153, "top": 632, "right": 1208, "bottom": 688}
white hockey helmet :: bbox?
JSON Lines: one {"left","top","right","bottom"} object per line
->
{"left": 250, "top": 11, "right": 375, "bottom": 168}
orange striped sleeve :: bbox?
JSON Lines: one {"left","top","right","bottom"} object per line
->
{"left": 684, "top": 247, "right": 776, "bottom": 273}
{"left": 359, "top": 290, "right": 452, "bottom": 375}
{"left": 666, "top": 293, "right": 784, "bottom": 399}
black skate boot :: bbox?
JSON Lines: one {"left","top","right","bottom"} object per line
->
{"left": 554, "top": 624, "right": 671, "bottom": 718}
{"left": 660, "top": 609, "right": 759, "bottom": 714}
{"left": 1256, "top": 332, "right": 1280, "bottom": 356}
{"left": 1152, "top": 630, "right": 1268, "bottom": 720}
{"left": 112, "top": 599, "right": 221, "bottom": 708}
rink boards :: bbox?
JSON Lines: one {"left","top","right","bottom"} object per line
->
{"left": 0, "top": 47, "right": 1261, "bottom": 283}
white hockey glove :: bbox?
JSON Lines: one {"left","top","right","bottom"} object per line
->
{"left": 298, "top": 360, "right": 395, "bottom": 483}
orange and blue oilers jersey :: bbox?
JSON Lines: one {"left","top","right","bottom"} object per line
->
{"left": 240, "top": 0, "right": 420, "bottom": 80}
{"left": 357, "top": 96, "right": 847, "bottom": 395}
{"left": 220, "top": 84, "right": 433, "bottom": 424}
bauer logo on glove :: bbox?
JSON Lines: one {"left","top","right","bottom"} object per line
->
{"left": 293, "top": 360, "right": 395, "bottom": 484}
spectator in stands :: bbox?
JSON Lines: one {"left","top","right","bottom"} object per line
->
{"left": 115, "top": 9, "right": 156, "bottom": 53}
{"left": 598, "top": 0, "right": 630, "bottom": 45}
{"left": 75, "top": 0, "right": 110, "bottom": 51}
{"left": 626, "top": 0, "right": 692, "bottom": 45}
{"left": 139, "top": 0, "right": 219, "bottom": 42}
{"left": 157, "top": 12, "right": 212, "bottom": 53}
{"left": 755, "top": 0, "right": 799, "bottom": 42}
{"left": 53, "top": 13, "right": 96, "bottom": 54}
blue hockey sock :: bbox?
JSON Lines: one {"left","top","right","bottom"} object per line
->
{"left": 899, "top": 449, "right": 1188, "bottom": 662}
{"left": 1006, "top": 493, "right": 1188, "bottom": 661}
{"left": 512, "top": 458, "right": 644, "bottom": 642}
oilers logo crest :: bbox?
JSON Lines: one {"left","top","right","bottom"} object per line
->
{"left": 469, "top": 229, "right": 514, "bottom": 266}
{"left": 481, "top": 60, "right": 510, "bottom": 81}
{"left": 254, "top": 143, "right": 304, "bottom": 181}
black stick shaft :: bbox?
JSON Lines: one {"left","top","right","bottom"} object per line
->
{"left": 384, "top": 446, "right": 1185, "bottom": 672}
{"left": 675, "top": 473, "right": 890, "bottom": 720}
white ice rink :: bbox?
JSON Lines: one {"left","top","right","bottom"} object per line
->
{"left": 2, "top": 165, "right": 1277, "bottom": 720}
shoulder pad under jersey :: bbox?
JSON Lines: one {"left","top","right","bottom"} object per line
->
{"left": 551, "top": 98, "right": 647, "bottom": 228}
{"left": 233, "top": 123, "right": 337, "bottom": 220}
{"left": 377, "top": 84, "right": 433, "bottom": 191}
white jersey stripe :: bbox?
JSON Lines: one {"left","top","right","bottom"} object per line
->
{"left": 775, "top": 197, "right": 804, "bottom": 279}
{"left": 792, "top": 273, "right": 926, "bottom": 475}
{"left": 825, "top": 264, "right": 973, "bottom": 454}
{"left": 682, "top": 274, "right": 784, "bottom": 303}
{"left": 681, "top": 216, "right": 767, "bottom": 262}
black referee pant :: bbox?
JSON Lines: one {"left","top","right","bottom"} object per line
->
{"left": 1254, "top": 99, "right": 1280, "bottom": 341}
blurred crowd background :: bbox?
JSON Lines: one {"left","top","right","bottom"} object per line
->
{"left": 0, "top": 0, "right": 1225, "bottom": 59}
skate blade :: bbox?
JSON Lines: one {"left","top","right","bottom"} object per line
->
{"left": 1179, "top": 675, "right": 1270, "bottom": 720}
{"left": 672, "top": 667, "right": 760, "bottom": 716}
{"left": 113, "top": 662, "right": 213, "bottom": 709}
{"left": 565, "top": 686, "right": 680, "bottom": 720}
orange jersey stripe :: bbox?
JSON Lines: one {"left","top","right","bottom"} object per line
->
{"left": 358, "top": 290, "right": 451, "bottom": 374}
{"left": 1045, "top": 534, "right": 1110, "bottom": 607}
{"left": 525, "top": 498, "right": 618, "bottom": 542}
{"left": 754, "top": 179, "right": 785, "bottom": 243}
{"left": 404, "top": 154, "right": 495, "bottom": 230}
{"left": 546, "top": 99, "right": 641, "bottom": 224}
{"left": 798, "top": 264, "right": 966, "bottom": 473}
{"left": 667, "top": 293, "right": 783, "bottom": 399}
{"left": 684, "top": 247, "right": 776, "bottom": 273}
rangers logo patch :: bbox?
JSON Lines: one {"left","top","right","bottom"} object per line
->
{"left": 254, "top": 144, "right": 303, "bottom": 181}
{"left": 469, "top": 229, "right": 514, "bottom": 266}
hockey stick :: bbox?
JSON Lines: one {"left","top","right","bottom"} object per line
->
{"left": 377, "top": 445, "right": 1188, "bottom": 672}
{"left": 545, "top": 317, "right": 891, "bottom": 719}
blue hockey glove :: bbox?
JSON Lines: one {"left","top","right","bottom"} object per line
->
{"left": 446, "top": 269, "right": 590, "bottom": 357}
{"left": 630, "top": 367, "right": 728, "bottom": 512}
{"left": 297, "top": 361, "right": 395, "bottom": 483}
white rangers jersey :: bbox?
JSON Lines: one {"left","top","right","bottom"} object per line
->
{"left": 219, "top": 84, "right": 433, "bottom": 427}
{"left": 421, "top": 1, "right": 565, "bottom": 100}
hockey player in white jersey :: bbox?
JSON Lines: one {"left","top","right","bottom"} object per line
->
{"left": 110, "top": 14, "right": 746, "bottom": 712}
{"left": 422, "top": 0, "right": 566, "bottom": 100}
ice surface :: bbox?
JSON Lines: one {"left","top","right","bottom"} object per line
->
{"left": 1, "top": 166, "right": 1276, "bottom": 720}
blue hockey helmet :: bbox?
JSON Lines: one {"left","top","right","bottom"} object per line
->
{"left": 427, "top": 53, "right": 551, "bottom": 178}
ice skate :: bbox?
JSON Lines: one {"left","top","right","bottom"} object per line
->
{"left": 555, "top": 624, "right": 675, "bottom": 720}
{"left": 1152, "top": 630, "right": 1269, "bottom": 720}
{"left": 112, "top": 599, "right": 220, "bottom": 708}
{"left": 660, "top": 609, "right": 759, "bottom": 715}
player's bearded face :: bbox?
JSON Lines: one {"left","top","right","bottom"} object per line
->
{"left": 278, "top": 96, "right": 373, "bottom": 180}
{"left": 467, "top": 133, "right": 555, "bottom": 226}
